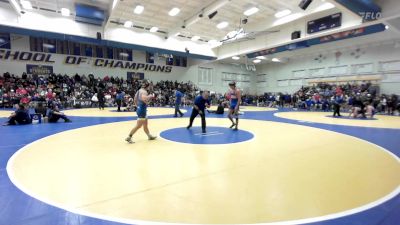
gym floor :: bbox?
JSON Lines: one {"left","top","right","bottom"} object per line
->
{"left": 1, "top": 107, "right": 400, "bottom": 225}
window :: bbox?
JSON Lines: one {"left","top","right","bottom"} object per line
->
{"left": 0, "top": 33, "right": 11, "bottom": 49}
{"left": 146, "top": 52, "right": 154, "bottom": 63}
{"left": 115, "top": 48, "right": 122, "bottom": 60}
{"left": 126, "top": 49, "right": 133, "bottom": 61}
{"left": 56, "top": 40, "right": 69, "bottom": 54}
{"left": 106, "top": 47, "right": 114, "bottom": 59}
{"left": 25, "top": 35, "right": 186, "bottom": 65}
{"left": 174, "top": 56, "right": 181, "bottom": 66}
{"left": 70, "top": 42, "right": 81, "bottom": 56}
{"left": 182, "top": 57, "right": 187, "bottom": 67}
{"left": 82, "top": 44, "right": 93, "bottom": 57}
{"left": 95, "top": 46, "right": 104, "bottom": 58}
{"left": 256, "top": 74, "right": 267, "bottom": 82}
{"left": 351, "top": 63, "right": 374, "bottom": 74}
{"left": 115, "top": 48, "right": 132, "bottom": 61}
{"left": 43, "top": 38, "right": 56, "bottom": 53}
{"left": 277, "top": 80, "right": 289, "bottom": 87}
{"left": 221, "top": 72, "right": 250, "bottom": 88}
{"left": 198, "top": 67, "right": 213, "bottom": 85}
{"left": 290, "top": 79, "right": 303, "bottom": 86}
{"left": 29, "top": 37, "right": 58, "bottom": 53}
{"left": 293, "top": 70, "right": 306, "bottom": 78}
{"left": 256, "top": 74, "right": 268, "bottom": 88}
{"left": 29, "top": 37, "right": 43, "bottom": 52}
{"left": 378, "top": 60, "right": 400, "bottom": 72}
{"left": 166, "top": 56, "right": 174, "bottom": 65}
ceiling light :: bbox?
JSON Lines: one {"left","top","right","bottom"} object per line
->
{"left": 169, "top": 7, "right": 180, "bottom": 16}
{"left": 253, "top": 59, "right": 261, "bottom": 63}
{"left": 124, "top": 21, "right": 132, "bottom": 28}
{"left": 61, "top": 8, "right": 70, "bottom": 16}
{"left": 256, "top": 56, "right": 266, "bottom": 60}
{"left": 209, "top": 40, "right": 222, "bottom": 47}
{"left": 272, "top": 58, "right": 280, "bottom": 62}
{"left": 273, "top": 13, "right": 302, "bottom": 26}
{"left": 134, "top": 5, "right": 144, "bottom": 14}
{"left": 227, "top": 30, "right": 238, "bottom": 38}
{"left": 232, "top": 56, "right": 240, "bottom": 60}
{"left": 313, "top": 2, "right": 335, "bottom": 12}
{"left": 119, "top": 52, "right": 129, "bottom": 57}
{"left": 21, "top": 0, "right": 32, "bottom": 10}
{"left": 112, "top": 0, "right": 118, "bottom": 9}
{"left": 191, "top": 36, "right": 200, "bottom": 41}
{"left": 208, "top": 39, "right": 218, "bottom": 44}
{"left": 244, "top": 7, "right": 259, "bottom": 16}
{"left": 42, "top": 43, "right": 54, "bottom": 48}
{"left": 10, "top": 0, "right": 22, "bottom": 13}
{"left": 216, "top": 21, "right": 229, "bottom": 29}
{"left": 149, "top": 27, "right": 158, "bottom": 32}
{"left": 275, "top": 9, "right": 291, "bottom": 18}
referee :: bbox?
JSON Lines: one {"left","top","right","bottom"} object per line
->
{"left": 187, "top": 91, "right": 210, "bottom": 133}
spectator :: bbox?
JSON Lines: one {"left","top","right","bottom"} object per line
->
{"left": 34, "top": 102, "right": 47, "bottom": 117}
{"left": 91, "top": 93, "right": 98, "bottom": 107}
{"left": 98, "top": 89, "right": 105, "bottom": 110}
{"left": 3, "top": 104, "right": 32, "bottom": 126}
{"left": 48, "top": 105, "right": 72, "bottom": 123}
{"left": 365, "top": 102, "right": 375, "bottom": 119}
{"left": 208, "top": 101, "right": 225, "bottom": 114}
{"left": 174, "top": 88, "right": 184, "bottom": 117}
{"left": 115, "top": 90, "right": 124, "bottom": 112}
{"left": 333, "top": 94, "right": 343, "bottom": 117}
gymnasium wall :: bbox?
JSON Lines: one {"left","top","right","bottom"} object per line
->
{"left": 182, "top": 61, "right": 256, "bottom": 94}
{"left": 256, "top": 36, "right": 400, "bottom": 95}
{"left": 0, "top": 34, "right": 186, "bottom": 80}
{"left": 0, "top": 34, "right": 256, "bottom": 94}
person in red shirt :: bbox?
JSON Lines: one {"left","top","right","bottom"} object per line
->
{"left": 46, "top": 89, "right": 54, "bottom": 100}
{"left": 20, "top": 95, "right": 30, "bottom": 104}
{"left": 16, "top": 86, "right": 25, "bottom": 95}
{"left": 335, "top": 86, "right": 343, "bottom": 96}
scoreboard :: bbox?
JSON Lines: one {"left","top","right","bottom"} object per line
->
{"left": 307, "top": 13, "right": 342, "bottom": 34}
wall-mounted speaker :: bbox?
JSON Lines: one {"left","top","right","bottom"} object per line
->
{"left": 96, "top": 32, "right": 102, "bottom": 40}
{"left": 299, "top": 0, "right": 313, "bottom": 10}
{"left": 291, "top": 31, "right": 301, "bottom": 40}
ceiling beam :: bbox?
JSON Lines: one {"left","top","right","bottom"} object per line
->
{"left": 104, "top": 0, "right": 120, "bottom": 32}
{"left": 8, "top": 0, "right": 22, "bottom": 15}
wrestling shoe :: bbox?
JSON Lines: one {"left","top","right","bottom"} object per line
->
{"left": 148, "top": 135, "right": 157, "bottom": 140}
{"left": 125, "top": 137, "right": 134, "bottom": 144}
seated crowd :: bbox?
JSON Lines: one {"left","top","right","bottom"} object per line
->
{"left": 249, "top": 82, "right": 399, "bottom": 118}
{"left": 0, "top": 72, "right": 199, "bottom": 125}
{"left": 1, "top": 72, "right": 399, "bottom": 126}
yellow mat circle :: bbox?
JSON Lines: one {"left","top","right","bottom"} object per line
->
{"left": 208, "top": 106, "right": 277, "bottom": 112}
{"left": 7, "top": 118, "right": 400, "bottom": 224}
{"left": 0, "top": 110, "right": 12, "bottom": 118}
{"left": 64, "top": 107, "right": 187, "bottom": 117}
{"left": 275, "top": 111, "right": 400, "bottom": 129}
